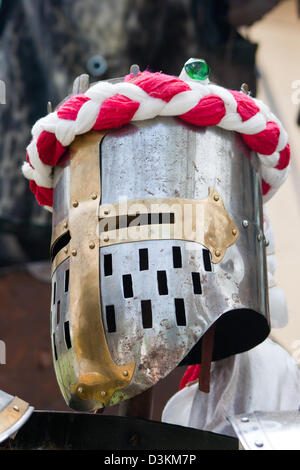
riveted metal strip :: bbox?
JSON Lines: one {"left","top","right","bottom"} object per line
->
{"left": 68, "top": 131, "right": 135, "bottom": 406}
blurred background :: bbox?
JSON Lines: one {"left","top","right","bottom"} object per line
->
{"left": 0, "top": 0, "right": 299, "bottom": 418}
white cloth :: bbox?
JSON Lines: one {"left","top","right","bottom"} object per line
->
{"left": 162, "top": 338, "right": 300, "bottom": 437}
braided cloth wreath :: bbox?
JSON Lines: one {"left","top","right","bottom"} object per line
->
{"left": 22, "top": 64, "right": 291, "bottom": 210}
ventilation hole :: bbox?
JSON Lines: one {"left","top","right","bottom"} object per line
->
{"left": 64, "top": 269, "right": 69, "bottom": 292}
{"left": 53, "top": 334, "right": 58, "bottom": 361}
{"left": 99, "top": 213, "right": 175, "bottom": 232}
{"left": 203, "top": 249, "right": 212, "bottom": 272}
{"left": 139, "top": 248, "right": 149, "bottom": 271}
{"left": 53, "top": 282, "right": 56, "bottom": 305}
{"left": 157, "top": 271, "right": 168, "bottom": 295}
{"left": 123, "top": 274, "right": 133, "bottom": 298}
{"left": 192, "top": 272, "right": 202, "bottom": 294}
{"left": 64, "top": 321, "right": 72, "bottom": 349}
{"left": 50, "top": 231, "right": 71, "bottom": 261}
{"left": 104, "top": 254, "right": 113, "bottom": 276}
{"left": 106, "top": 305, "right": 116, "bottom": 333}
{"left": 141, "top": 300, "right": 152, "bottom": 329}
{"left": 175, "top": 298, "right": 186, "bottom": 326}
{"left": 172, "top": 246, "right": 182, "bottom": 268}
{"left": 56, "top": 301, "right": 60, "bottom": 325}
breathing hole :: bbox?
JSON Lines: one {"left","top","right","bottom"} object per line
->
{"left": 104, "top": 254, "right": 113, "bottom": 276}
{"left": 175, "top": 298, "right": 186, "bottom": 326}
{"left": 50, "top": 231, "right": 71, "bottom": 261}
{"left": 123, "top": 274, "right": 134, "bottom": 298}
{"left": 106, "top": 305, "right": 116, "bottom": 333}
{"left": 99, "top": 212, "right": 175, "bottom": 232}
{"left": 53, "top": 334, "right": 58, "bottom": 361}
{"left": 64, "top": 321, "right": 72, "bottom": 349}
{"left": 192, "top": 272, "right": 202, "bottom": 294}
{"left": 53, "top": 282, "right": 56, "bottom": 305}
{"left": 64, "top": 269, "right": 69, "bottom": 292}
{"left": 56, "top": 301, "right": 60, "bottom": 325}
{"left": 172, "top": 246, "right": 182, "bottom": 268}
{"left": 141, "top": 300, "right": 153, "bottom": 329}
{"left": 139, "top": 248, "right": 149, "bottom": 271}
{"left": 203, "top": 249, "right": 212, "bottom": 272}
{"left": 157, "top": 271, "right": 168, "bottom": 295}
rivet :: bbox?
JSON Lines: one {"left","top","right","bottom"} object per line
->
{"left": 232, "top": 228, "right": 237, "bottom": 236}
{"left": 91, "top": 193, "right": 97, "bottom": 200}
{"left": 13, "top": 405, "right": 20, "bottom": 412}
{"left": 77, "top": 386, "right": 84, "bottom": 395}
{"left": 130, "top": 64, "right": 140, "bottom": 76}
{"left": 47, "top": 101, "right": 53, "bottom": 114}
{"left": 215, "top": 249, "right": 221, "bottom": 257}
{"left": 89, "top": 242, "right": 95, "bottom": 249}
{"left": 100, "top": 391, "right": 106, "bottom": 398}
{"left": 123, "top": 370, "right": 129, "bottom": 377}
{"left": 64, "top": 248, "right": 68, "bottom": 254}
{"left": 242, "top": 220, "right": 249, "bottom": 228}
{"left": 255, "top": 441, "right": 264, "bottom": 448}
{"left": 72, "top": 201, "right": 79, "bottom": 208}
{"left": 214, "top": 194, "right": 219, "bottom": 202}
{"left": 241, "top": 417, "right": 249, "bottom": 423}
{"left": 103, "top": 236, "right": 109, "bottom": 243}
{"left": 240, "top": 83, "right": 249, "bottom": 95}
{"left": 264, "top": 239, "right": 269, "bottom": 247}
{"left": 63, "top": 221, "right": 68, "bottom": 229}
{"left": 103, "top": 209, "right": 110, "bottom": 215}
{"left": 71, "top": 249, "right": 77, "bottom": 256}
{"left": 257, "top": 233, "right": 262, "bottom": 241}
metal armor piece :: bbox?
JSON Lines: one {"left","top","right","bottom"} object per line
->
{"left": 0, "top": 390, "right": 34, "bottom": 443}
{"left": 228, "top": 410, "right": 300, "bottom": 450}
{"left": 50, "top": 116, "right": 269, "bottom": 411}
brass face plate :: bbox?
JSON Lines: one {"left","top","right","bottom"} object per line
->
{"left": 68, "top": 131, "right": 135, "bottom": 406}
{"left": 98, "top": 188, "right": 239, "bottom": 264}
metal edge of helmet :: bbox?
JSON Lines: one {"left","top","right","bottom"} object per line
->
{"left": 0, "top": 389, "right": 34, "bottom": 444}
{"left": 228, "top": 410, "right": 300, "bottom": 450}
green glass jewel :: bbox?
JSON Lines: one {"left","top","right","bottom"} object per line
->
{"left": 184, "top": 58, "right": 210, "bottom": 81}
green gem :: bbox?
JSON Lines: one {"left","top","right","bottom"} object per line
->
{"left": 184, "top": 58, "right": 210, "bottom": 81}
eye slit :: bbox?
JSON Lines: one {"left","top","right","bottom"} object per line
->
{"left": 86, "top": 55, "right": 107, "bottom": 77}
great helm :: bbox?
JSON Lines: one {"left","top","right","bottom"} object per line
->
{"left": 23, "top": 60, "right": 291, "bottom": 411}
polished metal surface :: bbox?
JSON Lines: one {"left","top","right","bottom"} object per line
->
{"left": 0, "top": 390, "right": 34, "bottom": 444}
{"left": 50, "top": 116, "right": 269, "bottom": 410}
{"left": 228, "top": 410, "right": 300, "bottom": 450}
{"left": 52, "top": 163, "right": 70, "bottom": 229}
{"left": 100, "top": 118, "right": 269, "bottom": 367}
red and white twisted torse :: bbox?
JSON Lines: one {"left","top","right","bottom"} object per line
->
{"left": 22, "top": 69, "right": 291, "bottom": 209}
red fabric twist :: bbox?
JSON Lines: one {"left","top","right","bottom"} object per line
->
{"left": 241, "top": 121, "right": 280, "bottom": 155}
{"left": 26, "top": 71, "right": 290, "bottom": 207}
{"left": 93, "top": 94, "right": 140, "bottom": 130}
{"left": 179, "top": 365, "right": 201, "bottom": 390}
{"left": 179, "top": 94, "right": 226, "bottom": 126}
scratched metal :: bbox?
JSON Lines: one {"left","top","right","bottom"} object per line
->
{"left": 99, "top": 117, "right": 269, "bottom": 404}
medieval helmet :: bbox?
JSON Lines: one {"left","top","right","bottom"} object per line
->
{"left": 22, "top": 60, "right": 290, "bottom": 411}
